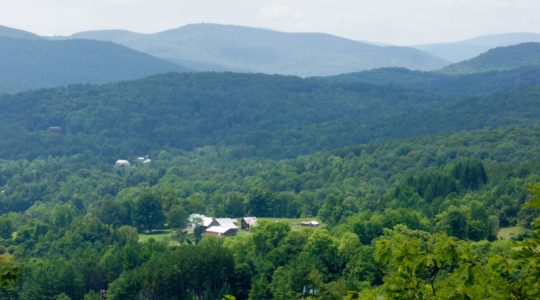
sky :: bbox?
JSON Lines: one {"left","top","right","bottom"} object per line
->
{"left": 0, "top": 0, "right": 538, "bottom": 45}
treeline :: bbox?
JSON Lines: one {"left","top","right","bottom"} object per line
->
{"left": 326, "top": 65, "right": 540, "bottom": 97}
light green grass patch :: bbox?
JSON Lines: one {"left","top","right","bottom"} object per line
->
{"left": 138, "top": 229, "right": 180, "bottom": 245}
{"left": 497, "top": 226, "right": 525, "bottom": 240}
{"left": 257, "top": 217, "right": 323, "bottom": 231}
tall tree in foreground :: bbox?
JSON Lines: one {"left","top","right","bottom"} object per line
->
{"left": 134, "top": 193, "right": 164, "bottom": 232}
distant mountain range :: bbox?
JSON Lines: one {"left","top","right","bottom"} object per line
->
{"left": 2, "top": 23, "right": 540, "bottom": 94}
{"left": 414, "top": 32, "right": 540, "bottom": 62}
{"left": 66, "top": 23, "right": 449, "bottom": 76}
{"left": 0, "top": 28, "right": 188, "bottom": 94}
{"left": 440, "top": 42, "right": 540, "bottom": 74}
{"left": 0, "top": 25, "right": 41, "bottom": 40}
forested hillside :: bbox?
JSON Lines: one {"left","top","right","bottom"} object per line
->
{"left": 326, "top": 66, "right": 540, "bottom": 97}
{"left": 441, "top": 42, "right": 540, "bottom": 74}
{"left": 0, "top": 37, "right": 188, "bottom": 94}
{"left": 1, "top": 72, "right": 539, "bottom": 161}
{"left": 0, "top": 125, "right": 539, "bottom": 298}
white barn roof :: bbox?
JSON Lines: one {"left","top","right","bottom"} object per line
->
{"left": 206, "top": 226, "right": 236, "bottom": 234}
{"left": 215, "top": 218, "right": 238, "bottom": 229}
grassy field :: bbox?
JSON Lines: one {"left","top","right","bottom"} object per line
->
{"left": 138, "top": 229, "right": 180, "bottom": 245}
{"left": 497, "top": 226, "right": 525, "bottom": 240}
{"left": 257, "top": 217, "right": 323, "bottom": 231}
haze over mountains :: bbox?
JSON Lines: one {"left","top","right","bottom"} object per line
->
{"left": 0, "top": 26, "right": 187, "bottom": 94}
{"left": 68, "top": 23, "right": 449, "bottom": 76}
{"left": 414, "top": 32, "right": 540, "bottom": 62}
{"left": 1, "top": 23, "right": 540, "bottom": 95}
{"left": 440, "top": 42, "right": 540, "bottom": 74}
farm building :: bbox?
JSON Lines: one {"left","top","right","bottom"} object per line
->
{"left": 241, "top": 217, "right": 257, "bottom": 231}
{"left": 215, "top": 218, "right": 238, "bottom": 229}
{"left": 205, "top": 226, "right": 237, "bottom": 237}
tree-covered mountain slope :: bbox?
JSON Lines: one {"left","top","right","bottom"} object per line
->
{"left": 0, "top": 36, "right": 188, "bottom": 94}
{"left": 325, "top": 65, "right": 540, "bottom": 97}
{"left": 0, "top": 72, "right": 539, "bottom": 160}
{"left": 440, "top": 42, "right": 540, "bottom": 75}
{"left": 68, "top": 23, "right": 449, "bottom": 76}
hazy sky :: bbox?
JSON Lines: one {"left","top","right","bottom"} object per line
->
{"left": 1, "top": 0, "right": 538, "bottom": 45}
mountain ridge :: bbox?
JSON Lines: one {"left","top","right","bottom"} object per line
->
{"left": 0, "top": 36, "right": 189, "bottom": 94}
{"left": 64, "top": 23, "right": 450, "bottom": 76}
{"left": 440, "top": 42, "right": 540, "bottom": 74}
{"left": 415, "top": 32, "right": 540, "bottom": 62}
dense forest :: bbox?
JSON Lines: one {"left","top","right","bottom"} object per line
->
{"left": 0, "top": 123, "right": 539, "bottom": 299}
{"left": 0, "top": 34, "right": 539, "bottom": 299}
{"left": 1, "top": 70, "right": 540, "bottom": 161}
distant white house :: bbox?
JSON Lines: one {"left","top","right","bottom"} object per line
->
{"left": 137, "top": 156, "right": 152, "bottom": 164}
{"left": 115, "top": 160, "right": 131, "bottom": 167}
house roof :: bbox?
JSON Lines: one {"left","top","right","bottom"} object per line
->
{"left": 206, "top": 226, "right": 236, "bottom": 234}
{"left": 215, "top": 218, "right": 238, "bottom": 229}
{"left": 242, "top": 217, "right": 257, "bottom": 226}
{"left": 189, "top": 214, "right": 216, "bottom": 227}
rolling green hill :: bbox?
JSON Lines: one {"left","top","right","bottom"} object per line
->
{"left": 325, "top": 65, "right": 540, "bottom": 97}
{"left": 0, "top": 36, "right": 188, "bottom": 94}
{"left": 0, "top": 72, "right": 539, "bottom": 161}
{"left": 440, "top": 42, "right": 540, "bottom": 74}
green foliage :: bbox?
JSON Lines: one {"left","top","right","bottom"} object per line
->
{"left": 328, "top": 65, "right": 540, "bottom": 97}
{"left": 0, "top": 122, "right": 538, "bottom": 298}
{"left": 1, "top": 71, "right": 540, "bottom": 161}
{"left": 166, "top": 205, "right": 188, "bottom": 229}
{"left": 134, "top": 193, "right": 165, "bottom": 232}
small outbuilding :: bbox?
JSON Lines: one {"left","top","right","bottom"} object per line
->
{"left": 48, "top": 126, "right": 62, "bottom": 133}
{"left": 115, "top": 160, "right": 131, "bottom": 167}
{"left": 241, "top": 217, "right": 257, "bottom": 231}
